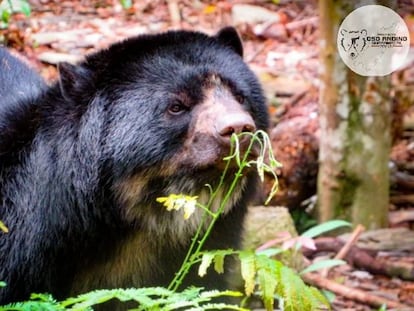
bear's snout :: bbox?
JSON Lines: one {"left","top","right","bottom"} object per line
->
{"left": 215, "top": 112, "right": 256, "bottom": 143}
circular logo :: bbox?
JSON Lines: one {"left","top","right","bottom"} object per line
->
{"left": 337, "top": 5, "right": 410, "bottom": 76}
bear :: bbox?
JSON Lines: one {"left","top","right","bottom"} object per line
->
{"left": 0, "top": 27, "right": 268, "bottom": 308}
{"left": 0, "top": 48, "right": 47, "bottom": 170}
{"left": 0, "top": 48, "right": 46, "bottom": 104}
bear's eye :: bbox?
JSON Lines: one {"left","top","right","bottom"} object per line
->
{"left": 235, "top": 94, "right": 245, "bottom": 105}
{"left": 168, "top": 101, "right": 188, "bottom": 115}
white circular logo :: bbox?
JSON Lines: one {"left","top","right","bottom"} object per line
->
{"left": 337, "top": 5, "right": 410, "bottom": 76}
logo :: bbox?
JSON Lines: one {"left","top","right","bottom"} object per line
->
{"left": 337, "top": 5, "right": 410, "bottom": 76}
{"left": 339, "top": 29, "right": 367, "bottom": 59}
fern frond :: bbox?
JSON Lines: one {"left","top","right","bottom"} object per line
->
{"left": 186, "top": 303, "right": 248, "bottom": 311}
{"left": 239, "top": 251, "right": 256, "bottom": 296}
{"left": 280, "top": 266, "right": 306, "bottom": 311}
{"left": 213, "top": 253, "right": 225, "bottom": 274}
{"left": 0, "top": 294, "right": 61, "bottom": 311}
{"left": 255, "top": 255, "right": 282, "bottom": 310}
{"left": 62, "top": 287, "right": 172, "bottom": 310}
{"left": 199, "top": 253, "right": 215, "bottom": 277}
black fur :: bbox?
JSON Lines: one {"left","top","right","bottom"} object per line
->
{"left": 0, "top": 48, "right": 46, "bottom": 167}
{"left": 0, "top": 28, "right": 268, "bottom": 307}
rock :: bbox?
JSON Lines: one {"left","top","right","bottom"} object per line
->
{"left": 243, "top": 206, "right": 304, "bottom": 270}
{"left": 340, "top": 227, "right": 414, "bottom": 251}
{"left": 231, "top": 4, "right": 281, "bottom": 26}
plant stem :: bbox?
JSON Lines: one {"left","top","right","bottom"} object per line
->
{"left": 168, "top": 134, "right": 255, "bottom": 291}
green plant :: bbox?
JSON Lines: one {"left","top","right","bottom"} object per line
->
{"left": 290, "top": 209, "right": 318, "bottom": 234}
{"left": 119, "top": 0, "right": 132, "bottom": 9}
{"left": 0, "top": 131, "right": 331, "bottom": 310}
{"left": 0, "top": 288, "right": 248, "bottom": 310}
{"left": 0, "top": 0, "right": 30, "bottom": 29}
{"left": 162, "top": 130, "right": 281, "bottom": 293}
{"left": 157, "top": 131, "right": 329, "bottom": 310}
{"left": 255, "top": 219, "right": 352, "bottom": 276}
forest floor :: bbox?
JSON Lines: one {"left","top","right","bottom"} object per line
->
{"left": 1, "top": 0, "right": 414, "bottom": 310}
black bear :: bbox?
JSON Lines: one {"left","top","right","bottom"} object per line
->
{"left": 0, "top": 27, "right": 268, "bottom": 307}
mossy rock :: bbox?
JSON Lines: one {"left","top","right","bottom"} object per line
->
{"left": 242, "top": 206, "right": 305, "bottom": 271}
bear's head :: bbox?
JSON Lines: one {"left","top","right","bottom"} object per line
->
{"left": 340, "top": 29, "right": 367, "bottom": 59}
{"left": 56, "top": 27, "right": 268, "bottom": 226}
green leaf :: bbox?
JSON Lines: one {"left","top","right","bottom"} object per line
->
{"left": 301, "top": 220, "right": 352, "bottom": 239}
{"left": 20, "top": 0, "right": 31, "bottom": 16}
{"left": 300, "top": 259, "right": 346, "bottom": 275}
{"left": 321, "top": 289, "right": 336, "bottom": 303}
{"left": 120, "top": 0, "right": 132, "bottom": 9}
{"left": 257, "top": 266, "right": 277, "bottom": 310}
{"left": 213, "top": 253, "right": 225, "bottom": 274}
{"left": 198, "top": 253, "right": 214, "bottom": 277}
{"left": 255, "top": 255, "right": 283, "bottom": 311}
{"left": 280, "top": 266, "right": 302, "bottom": 310}
{"left": 0, "top": 282, "right": 5, "bottom": 288}
{"left": 239, "top": 251, "right": 256, "bottom": 296}
{"left": 1, "top": 10, "right": 10, "bottom": 24}
{"left": 256, "top": 247, "right": 284, "bottom": 257}
{"left": 305, "top": 286, "right": 331, "bottom": 310}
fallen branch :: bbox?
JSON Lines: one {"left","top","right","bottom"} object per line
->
{"left": 303, "top": 272, "right": 414, "bottom": 310}
{"left": 389, "top": 209, "right": 414, "bottom": 225}
{"left": 390, "top": 194, "right": 414, "bottom": 205}
{"left": 391, "top": 171, "right": 414, "bottom": 190}
{"left": 303, "top": 237, "right": 414, "bottom": 280}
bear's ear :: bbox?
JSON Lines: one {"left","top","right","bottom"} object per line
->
{"left": 215, "top": 27, "right": 243, "bottom": 57}
{"left": 58, "top": 62, "right": 94, "bottom": 102}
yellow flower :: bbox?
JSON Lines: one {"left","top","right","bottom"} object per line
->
{"left": 156, "top": 194, "right": 198, "bottom": 220}
{"left": 183, "top": 199, "right": 197, "bottom": 220}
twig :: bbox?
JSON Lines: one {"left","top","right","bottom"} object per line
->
{"left": 335, "top": 224, "right": 365, "bottom": 260}
{"left": 245, "top": 39, "right": 273, "bottom": 63}
{"left": 321, "top": 224, "right": 365, "bottom": 277}
{"left": 285, "top": 17, "right": 318, "bottom": 31}
{"left": 303, "top": 272, "right": 414, "bottom": 310}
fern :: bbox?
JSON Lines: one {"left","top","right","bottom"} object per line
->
{"left": 1, "top": 288, "right": 247, "bottom": 311}
{"left": 256, "top": 255, "right": 280, "bottom": 310}
{"left": 198, "top": 250, "right": 330, "bottom": 311}
{"left": 0, "top": 294, "right": 62, "bottom": 311}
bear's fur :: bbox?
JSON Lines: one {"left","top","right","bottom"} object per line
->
{"left": 0, "top": 27, "right": 268, "bottom": 306}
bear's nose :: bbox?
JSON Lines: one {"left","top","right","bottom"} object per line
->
{"left": 216, "top": 113, "right": 256, "bottom": 142}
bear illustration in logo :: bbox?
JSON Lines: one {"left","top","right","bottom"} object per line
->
{"left": 340, "top": 29, "right": 367, "bottom": 59}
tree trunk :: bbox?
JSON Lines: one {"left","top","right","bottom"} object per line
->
{"left": 317, "top": 0, "right": 392, "bottom": 229}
